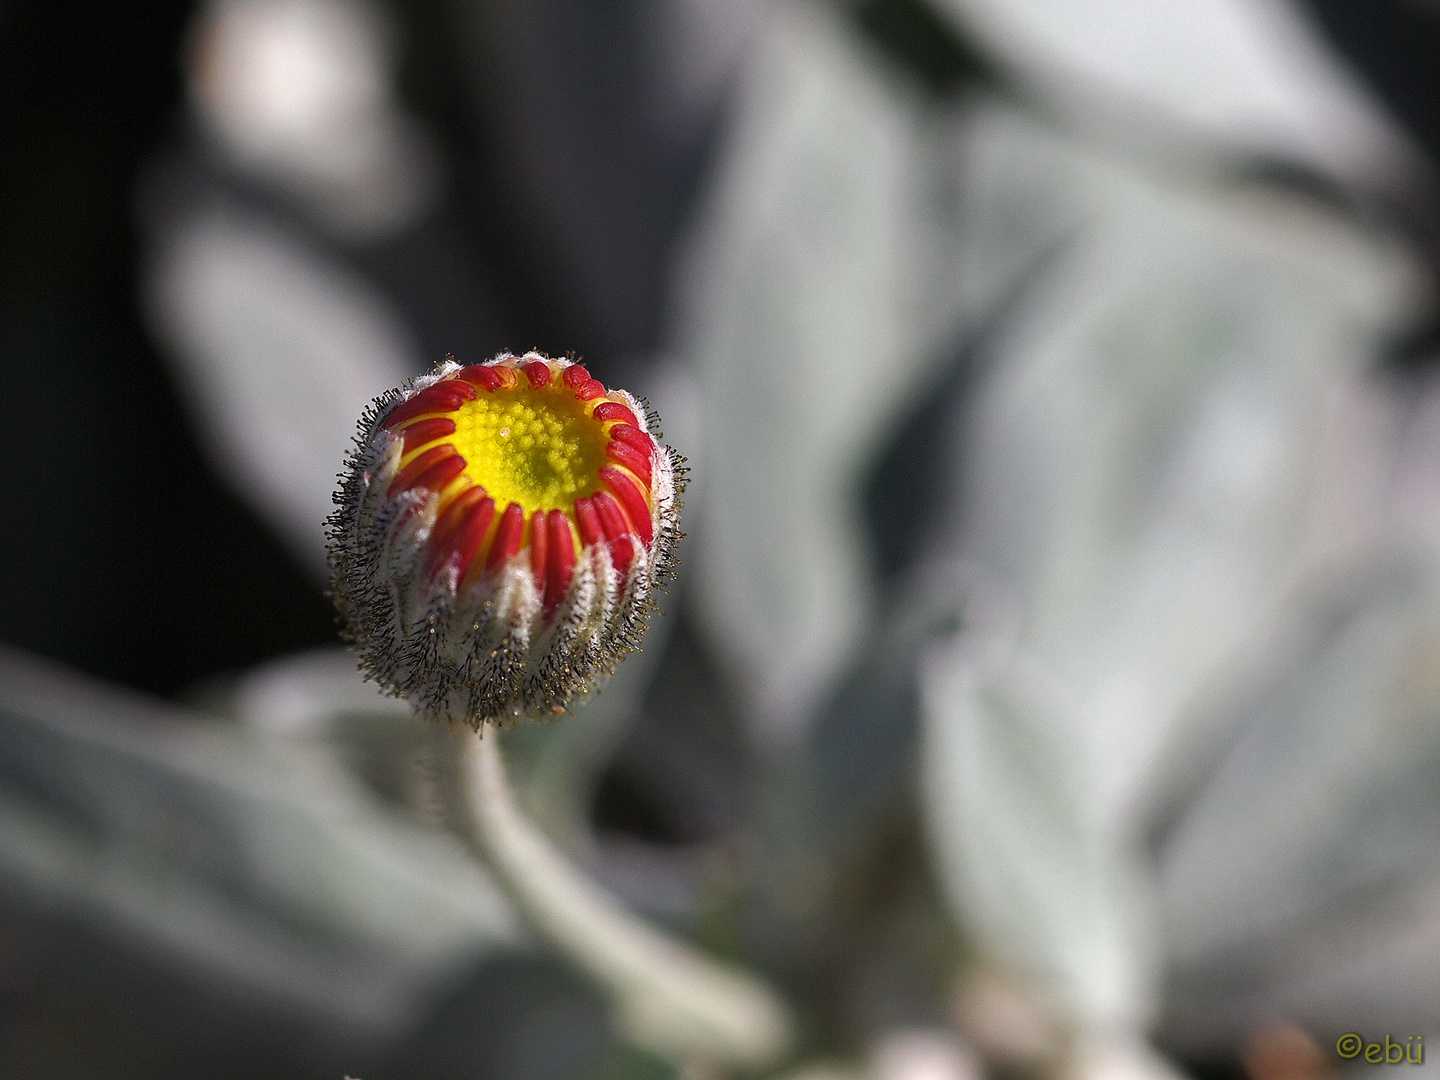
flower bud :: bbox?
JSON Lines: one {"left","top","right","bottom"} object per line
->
{"left": 327, "top": 353, "right": 681, "bottom": 725}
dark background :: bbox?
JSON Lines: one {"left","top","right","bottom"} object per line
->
{"left": 1, "top": 4, "right": 1440, "bottom": 1079}
{"left": 2, "top": 0, "right": 1438, "bottom": 701}
{"left": 0, "top": 0, "right": 335, "bottom": 697}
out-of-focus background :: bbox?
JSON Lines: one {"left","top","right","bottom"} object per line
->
{"left": 3, "top": 1, "right": 1440, "bottom": 1078}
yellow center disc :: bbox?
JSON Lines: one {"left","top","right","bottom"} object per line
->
{"left": 447, "top": 387, "right": 607, "bottom": 512}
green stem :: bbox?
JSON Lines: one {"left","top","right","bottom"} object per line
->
{"left": 452, "top": 726, "right": 795, "bottom": 1074}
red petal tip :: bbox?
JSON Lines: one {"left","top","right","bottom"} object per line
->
{"left": 438, "top": 377, "right": 478, "bottom": 401}
{"left": 592, "top": 401, "right": 640, "bottom": 426}
{"left": 544, "top": 509, "right": 577, "bottom": 616}
{"left": 604, "top": 440, "right": 652, "bottom": 485}
{"left": 598, "top": 465, "right": 653, "bottom": 546}
{"left": 401, "top": 416, "right": 457, "bottom": 454}
{"left": 609, "top": 535, "right": 636, "bottom": 570}
{"left": 573, "top": 495, "right": 603, "bottom": 548}
{"left": 457, "top": 365, "right": 503, "bottom": 392}
{"left": 592, "top": 491, "right": 637, "bottom": 569}
{"left": 484, "top": 502, "right": 526, "bottom": 573}
{"left": 528, "top": 509, "right": 549, "bottom": 589}
{"left": 428, "top": 486, "right": 486, "bottom": 565}
{"left": 382, "top": 386, "right": 466, "bottom": 429}
{"left": 591, "top": 491, "right": 627, "bottom": 539}
{"left": 430, "top": 488, "right": 495, "bottom": 582}
{"left": 388, "top": 445, "right": 466, "bottom": 497}
{"left": 609, "top": 423, "right": 654, "bottom": 455}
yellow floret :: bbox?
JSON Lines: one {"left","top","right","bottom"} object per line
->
{"left": 448, "top": 387, "right": 607, "bottom": 511}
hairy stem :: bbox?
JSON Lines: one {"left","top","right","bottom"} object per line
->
{"left": 452, "top": 726, "right": 794, "bottom": 1074}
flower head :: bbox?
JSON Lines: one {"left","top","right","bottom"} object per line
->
{"left": 328, "top": 353, "right": 681, "bottom": 725}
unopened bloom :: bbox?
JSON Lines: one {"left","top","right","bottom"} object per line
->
{"left": 328, "top": 352, "right": 681, "bottom": 725}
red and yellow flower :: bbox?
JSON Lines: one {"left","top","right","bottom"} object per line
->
{"left": 328, "top": 352, "right": 681, "bottom": 725}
